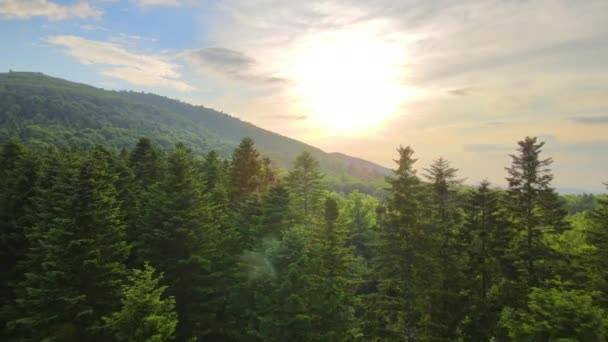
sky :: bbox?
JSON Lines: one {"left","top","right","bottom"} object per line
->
{"left": 1, "top": 0, "right": 607, "bottom": 192}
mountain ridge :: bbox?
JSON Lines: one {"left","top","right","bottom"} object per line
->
{"left": 0, "top": 71, "right": 390, "bottom": 179}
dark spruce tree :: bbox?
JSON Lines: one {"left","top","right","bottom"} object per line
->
{"left": 308, "top": 196, "right": 356, "bottom": 341}
{"left": 422, "top": 157, "right": 465, "bottom": 340}
{"left": 137, "top": 143, "right": 228, "bottom": 340}
{"left": 129, "top": 137, "right": 166, "bottom": 190}
{"left": 503, "top": 136, "right": 569, "bottom": 304}
{"left": 459, "top": 180, "right": 506, "bottom": 340}
{"left": 286, "top": 151, "right": 325, "bottom": 230}
{"left": 228, "top": 137, "right": 262, "bottom": 206}
{"left": 366, "top": 146, "right": 434, "bottom": 341}
{"left": 586, "top": 183, "right": 608, "bottom": 305}
{"left": 10, "top": 146, "right": 129, "bottom": 341}
{"left": 0, "top": 140, "right": 40, "bottom": 335}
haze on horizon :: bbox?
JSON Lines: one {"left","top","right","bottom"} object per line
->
{"left": 1, "top": 0, "right": 607, "bottom": 192}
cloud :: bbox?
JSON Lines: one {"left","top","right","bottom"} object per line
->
{"left": 268, "top": 114, "right": 307, "bottom": 120}
{"left": 181, "top": 47, "right": 287, "bottom": 85}
{"left": 109, "top": 33, "right": 158, "bottom": 44}
{"left": 463, "top": 144, "right": 512, "bottom": 153}
{"left": 485, "top": 121, "right": 504, "bottom": 127}
{"left": 0, "top": 0, "right": 102, "bottom": 20}
{"left": 195, "top": 0, "right": 608, "bottom": 191}
{"left": 80, "top": 24, "right": 109, "bottom": 31}
{"left": 449, "top": 87, "right": 479, "bottom": 96}
{"left": 46, "top": 35, "right": 193, "bottom": 91}
{"left": 135, "top": 0, "right": 183, "bottom": 6}
{"left": 568, "top": 116, "right": 608, "bottom": 124}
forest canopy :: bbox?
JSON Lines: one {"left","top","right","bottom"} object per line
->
{"left": 0, "top": 136, "right": 607, "bottom": 341}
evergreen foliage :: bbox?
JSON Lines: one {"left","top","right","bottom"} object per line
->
{"left": 103, "top": 263, "right": 177, "bottom": 342}
{"left": 0, "top": 135, "right": 603, "bottom": 341}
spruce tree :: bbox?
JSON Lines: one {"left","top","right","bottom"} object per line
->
{"left": 113, "top": 148, "right": 139, "bottom": 267}
{"left": 200, "top": 150, "right": 227, "bottom": 195}
{"left": 422, "top": 157, "right": 464, "bottom": 340}
{"left": 0, "top": 140, "right": 39, "bottom": 335}
{"left": 586, "top": 183, "right": 608, "bottom": 305}
{"left": 309, "top": 196, "right": 357, "bottom": 341}
{"left": 258, "top": 183, "right": 290, "bottom": 238}
{"left": 129, "top": 137, "right": 165, "bottom": 189}
{"left": 259, "top": 156, "right": 278, "bottom": 192}
{"left": 500, "top": 286, "right": 608, "bottom": 340}
{"left": 344, "top": 190, "right": 378, "bottom": 261}
{"left": 267, "top": 226, "right": 314, "bottom": 341}
{"left": 138, "top": 144, "right": 225, "bottom": 340}
{"left": 504, "top": 136, "right": 569, "bottom": 303}
{"left": 228, "top": 137, "right": 262, "bottom": 206}
{"left": 103, "top": 263, "right": 177, "bottom": 342}
{"left": 366, "top": 146, "right": 433, "bottom": 341}
{"left": 459, "top": 180, "right": 505, "bottom": 340}
{"left": 10, "top": 147, "right": 129, "bottom": 341}
{"left": 286, "top": 151, "right": 325, "bottom": 229}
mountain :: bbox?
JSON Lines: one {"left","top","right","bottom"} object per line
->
{"left": 0, "top": 71, "right": 390, "bottom": 179}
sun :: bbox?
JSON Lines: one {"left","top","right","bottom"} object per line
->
{"left": 284, "top": 21, "right": 411, "bottom": 134}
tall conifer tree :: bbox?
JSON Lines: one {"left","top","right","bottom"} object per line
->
{"left": 228, "top": 137, "right": 262, "bottom": 206}
{"left": 504, "top": 136, "right": 569, "bottom": 303}
{"left": 0, "top": 140, "right": 39, "bottom": 335}
{"left": 129, "top": 137, "right": 165, "bottom": 189}
{"left": 309, "top": 196, "right": 356, "bottom": 340}
{"left": 11, "top": 147, "right": 128, "bottom": 341}
{"left": 367, "top": 146, "right": 433, "bottom": 341}
{"left": 423, "top": 157, "right": 464, "bottom": 340}
{"left": 586, "top": 183, "right": 608, "bottom": 305}
{"left": 459, "top": 180, "right": 505, "bottom": 340}
{"left": 286, "top": 151, "right": 325, "bottom": 229}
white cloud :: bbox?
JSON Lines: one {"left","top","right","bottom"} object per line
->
{"left": 109, "top": 32, "right": 158, "bottom": 44}
{"left": 0, "top": 0, "right": 102, "bottom": 20}
{"left": 46, "top": 35, "right": 194, "bottom": 91}
{"left": 194, "top": 0, "right": 608, "bottom": 189}
{"left": 80, "top": 24, "right": 109, "bottom": 31}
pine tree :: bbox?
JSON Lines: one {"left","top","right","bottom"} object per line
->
{"left": 114, "top": 148, "right": 138, "bottom": 221}
{"left": 308, "top": 196, "right": 357, "bottom": 341}
{"left": 504, "top": 136, "right": 569, "bottom": 303}
{"left": 459, "top": 180, "right": 505, "bottom": 340}
{"left": 267, "top": 226, "right": 314, "bottom": 341}
{"left": 113, "top": 148, "right": 139, "bottom": 267}
{"left": 230, "top": 183, "right": 290, "bottom": 340}
{"left": 259, "top": 156, "right": 278, "bottom": 192}
{"left": 422, "top": 157, "right": 464, "bottom": 340}
{"left": 10, "top": 146, "right": 129, "bottom": 341}
{"left": 200, "top": 150, "right": 227, "bottom": 195}
{"left": 500, "top": 286, "right": 608, "bottom": 340}
{"left": 228, "top": 137, "right": 262, "bottom": 206}
{"left": 103, "top": 263, "right": 177, "bottom": 342}
{"left": 286, "top": 151, "right": 325, "bottom": 229}
{"left": 0, "top": 140, "right": 40, "bottom": 335}
{"left": 129, "top": 137, "right": 165, "bottom": 189}
{"left": 258, "top": 183, "right": 290, "bottom": 238}
{"left": 586, "top": 183, "right": 608, "bottom": 305}
{"left": 138, "top": 144, "right": 225, "bottom": 340}
{"left": 366, "top": 146, "right": 434, "bottom": 341}
{"left": 344, "top": 190, "right": 377, "bottom": 261}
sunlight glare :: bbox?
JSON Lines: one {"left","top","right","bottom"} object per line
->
{"left": 285, "top": 21, "right": 411, "bottom": 134}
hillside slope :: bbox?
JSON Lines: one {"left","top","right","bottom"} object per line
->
{"left": 0, "top": 71, "right": 390, "bottom": 179}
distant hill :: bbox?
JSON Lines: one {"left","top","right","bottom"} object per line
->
{"left": 0, "top": 71, "right": 390, "bottom": 179}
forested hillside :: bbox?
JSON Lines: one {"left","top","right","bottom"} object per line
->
{"left": 0, "top": 71, "right": 389, "bottom": 180}
{"left": 1, "top": 135, "right": 607, "bottom": 341}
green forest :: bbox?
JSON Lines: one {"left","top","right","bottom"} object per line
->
{"left": 0, "top": 72, "right": 390, "bottom": 182}
{"left": 1, "top": 135, "right": 607, "bottom": 341}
